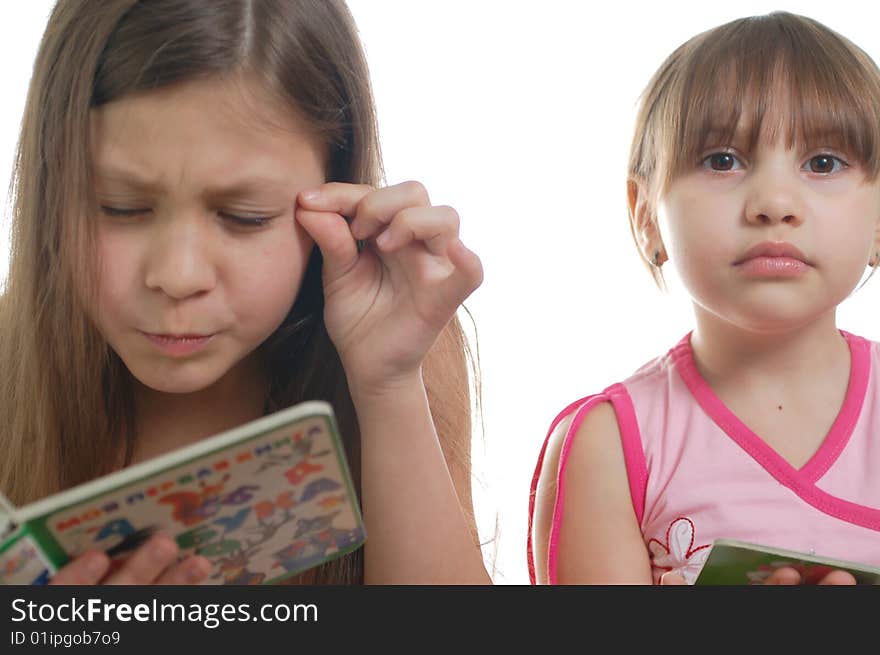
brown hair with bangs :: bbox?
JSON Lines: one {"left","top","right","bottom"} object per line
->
{"left": 0, "top": 0, "right": 481, "bottom": 585}
{"left": 628, "top": 11, "right": 880, "bottom": 286}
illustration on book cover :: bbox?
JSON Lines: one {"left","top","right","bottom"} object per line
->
{"left": 4, "top": 413, "right": 364, "bottom": 585}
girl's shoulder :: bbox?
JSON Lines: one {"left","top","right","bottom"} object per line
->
{"left": 529, "top": 342, "right": 678, "bottom": 584}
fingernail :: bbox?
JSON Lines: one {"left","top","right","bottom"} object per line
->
{"left": 85, "top": 552, "right": 108, "bottom": 578}
{"left": 186, "top": 557, "right": 211, "bottom": 583}
{"left": 301, "top": 188, "right": 320, "bottom": 201}
{"left": 150, "top": 536, "right": 176, "bottom": 563}
{"left": 376, "top": 231, "right": 391, "bottom": 248}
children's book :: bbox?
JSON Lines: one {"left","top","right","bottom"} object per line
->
{"left": 694, "top": 538, "right": 880, "bottom": 585}
{"left": 0, "top": 400, "right": 365, "bottom": 585}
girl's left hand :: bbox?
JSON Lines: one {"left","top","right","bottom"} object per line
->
{"left": 660, "top": 568, "right": 857, "bottom": 585}
{"left": 295, "top": 181, "right": 483, "bottom": 393}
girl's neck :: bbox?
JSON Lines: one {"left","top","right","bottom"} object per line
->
{"left": 128, "top": 354, "right": 269, "bottom": 465}
{"left": 689, "top": 306, "right": 848, "bottom": 387}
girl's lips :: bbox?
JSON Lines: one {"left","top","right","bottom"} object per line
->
{"left": 142, "top": 332, "right": 216, "bottom": 357}
{"left": 733, "top": 241, "right": 812, "bottom": 277}
{"left": 735, "top": 256, "right": 809, "bottom": 277}
{"left": 734, "top": 241, "right": 811, "bottom": 265}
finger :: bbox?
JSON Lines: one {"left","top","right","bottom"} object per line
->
{"left": 375, "top": 206, "right": 460, "bottom": 255}
{"left": 409, "top": 238, "right": 482, "bottom": 327}
{"left": 349, "top": 181, "right": 431, "bottom": 240}
{"left": 416, "top": 239, "right": 482, "bottom": 326}
{"left": 443, "top": 238, "right": 484, "bottom": 301}
{"left": 818, "top": 570, "right": 856, "bottom": 585}
{"left": 299, "top": 181, "right": 431, "bottom": 241}
{"left": 763, "top": 567, "right": 802, "bottom": 585}
{"left": 659, "top": 571, "right": 688, "bottom": 585}
{"left": 153, "top": 555, "right": 213, "bottom": 585}
{"left": 295, "top": 209, "right": 359, "bottom": 282}
{"left": 297, "top": 182, "right": 375, "bottom": 223}
{"left": 102, "top": 534, "right": 179, "bottom": 585}
{"left": 49, "top": 550, "right": 110, "bottom": 585}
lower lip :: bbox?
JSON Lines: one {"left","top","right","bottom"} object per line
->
{"left": 142, "top": 333, "right": 215, "bottom": 357}
{"left": 735, "top": 256, "right": 809, "bottom": 277}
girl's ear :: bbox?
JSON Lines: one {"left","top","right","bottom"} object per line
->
{"left": 627, "top": 178, "right": 667, "bottom": 267}
{"left": 872, "top": 214, "right": 880, "bottom": 268}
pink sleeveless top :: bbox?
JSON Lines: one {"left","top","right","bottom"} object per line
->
{"left": 528, "top": 331, "right": 880, "bottom": 584}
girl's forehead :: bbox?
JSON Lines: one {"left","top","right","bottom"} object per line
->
{"left": 680, "top": 70, "right": 867, "bottom": 154}
{"left": 686, "top": 32, "right": 880, "bottom": 148}
{"left": 93, "top": 74, "right": 306, "bottom": 137}
{"left": 89, "top": 74, "right": 325, "bottom": 182}
{"left": 632, "top": 14, "right": 880, "bottom": 198}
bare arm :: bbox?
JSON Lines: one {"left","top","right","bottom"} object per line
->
{"left": 532, "top": 402, "right": 652, "bottom": 584}
{"left": 354, "top": 374, "right": 489, "bottom": 584}
{"left": 296, "top": 182, "right": 489, "bottom": 584}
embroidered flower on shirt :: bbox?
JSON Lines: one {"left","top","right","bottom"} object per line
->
{"left": 648, "top": 517, "right": 711, "bottom": 584}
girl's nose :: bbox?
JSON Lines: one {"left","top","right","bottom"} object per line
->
{"left": 744, "top": 170, "right": 805, "bottom": 228}
{"left": 144, "top": 217, "right": 217, "bottom": 300}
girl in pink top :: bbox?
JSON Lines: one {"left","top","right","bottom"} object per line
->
{"left": 529, "top": 12, "right": 880, "bottom": 585}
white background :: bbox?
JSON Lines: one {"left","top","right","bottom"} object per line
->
{"left": 2, "top": 1, "right": 879, "bottom": 584}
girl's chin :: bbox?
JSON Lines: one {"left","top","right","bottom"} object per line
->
{"left": 126, "top": 364, "right": 227, "bottom": 396}
{"left": 133, "top": 376, "right": 220, "bottom": 395}
{"left": 117, "top": 346, "right": 263, "bottom": 396}
{"left": 711, "top": 306, "right": 830, "bottom": 335}
{"left": 696, "top": 290, "right": 834, "bottom": 332}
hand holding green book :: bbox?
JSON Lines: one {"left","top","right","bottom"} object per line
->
{"left": 694, "top": 538, "right": 880, "bottom": 585}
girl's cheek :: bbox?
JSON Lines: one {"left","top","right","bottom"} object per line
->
{"left": 236, "top": 234, "right": 309, "bottom": 304}
{"left": 94, "top": 234, "right": 135, "bottom": 301}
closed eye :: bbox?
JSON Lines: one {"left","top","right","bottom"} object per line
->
{"left": 100, "top": 206, "right": 149, "bottom": 217}
{"left": 100, "top": 206, "right": 277, "bottom": 227}
{"left": 220, "top": 212, "right": 277, "bottom": 228}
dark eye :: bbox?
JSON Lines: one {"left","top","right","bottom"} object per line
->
{"left": 703, "top": 152, "right": 741, "bottom": 171}
{"left": 806, "top": 154, "right": 844, "bottom": 174}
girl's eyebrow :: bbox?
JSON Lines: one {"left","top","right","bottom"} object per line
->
{"left": 94, "top": 163, "right": 291, "bottom": 197}
{"left": 94, "top": 164, "right": 161, "bottom": 192}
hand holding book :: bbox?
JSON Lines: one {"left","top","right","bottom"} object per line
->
{"left": 662, "top": 565, "right": 856, "bottom": 585}
{"left": 687, "top": 539, "right": 880, "bottom": 585}
{"left": 48, "top": 532, "right": 211, "bottom": 585}
{"left": 1, "top": 401, "right": 364, "bottom": 585}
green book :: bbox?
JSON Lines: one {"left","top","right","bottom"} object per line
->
{"left": 694, "top": 538, "right": 880, "bottom": 585}
{"left": 0, "top": 400, "right": 364, "bottom": 585}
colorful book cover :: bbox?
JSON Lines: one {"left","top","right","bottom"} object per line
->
{"left": 0, "top": 400, "right": 365, "bottom": 585}
{"left": 694, "top": 538, "right": 880, "bottom": 585}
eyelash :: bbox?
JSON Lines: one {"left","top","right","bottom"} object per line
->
{"left": 99, "top": 207, "right": 275, "bottom": 227}
{"left": 700, "top": 151, "right": 850, "bottom": 174}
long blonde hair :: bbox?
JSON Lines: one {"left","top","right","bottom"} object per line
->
{"left": 627, "top": 11, "right": 880, "bottom": 285}
{"left": 0, "top": 0, "right": 477, "bottom": 584}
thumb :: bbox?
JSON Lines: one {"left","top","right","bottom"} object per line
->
{"left": 295, "top": 208, "right": 359, "bottom": 282}
{"left": 659, "top": 570, "right": 688, "bottom": 585}
{"left": 817, "top": 570, "right": 856, "bottom": 585}
{"left": 763, "top": 567, "right": 802, "bottom": 585}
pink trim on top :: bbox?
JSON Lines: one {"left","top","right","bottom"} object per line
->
{"left": 546, "top": 396, "right": 607, "bottom": 584}
{"left": 527, "top": 386, "right": 649, "bottom": 585}
{"left": 673, "top": 330, "right": 880, "bottom": 532}
{"left": 604, "top": 383, "right": 649, "bottom": 525}
{"left": 526, "top": 394, "right": 597, "bottom": 585}
{"left": 799, "top": 332, "right": 871, "bottom": 482}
